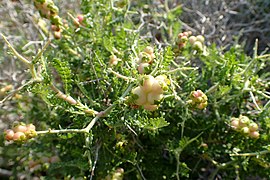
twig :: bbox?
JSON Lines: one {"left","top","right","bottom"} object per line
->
{"left": 0, "top": 80, "right": 34, "bottom": 104}
{"left": 230, "top": 150, "right": 270, "bottom": 157}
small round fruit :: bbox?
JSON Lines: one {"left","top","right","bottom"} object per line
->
{"left": 151, "top": 80, "right": 163, "bottom": 94}
{"left": 249, "top": 131, "right": 260, "bottom": 139}
{"left": 13, "top": 132, "right": 26, "bottom": 141}
{"left": 193, "top": 41, "right": 203, "bottom": 51}
{"left": 132, "top": 87, "right": 146, "bottom": 106}
{"left": 109, "top": 55, "right": 119, "bottom": 66}
{"left": 77, "top": 14, "right": 84, "bottom": 23}
{"left": 141, "top": 75, "right": 155, "bottom": 93}
{"left": 54, "top": 31, "right": 61, "bottom": 39}
{"left": 13, "top": 125, "right": 27, "bottom": 133}
{"left": 147, "top": 92, "right": 163, "bottom": 104}
{"left": 239, "top": 115, "right": 250, "bottom": 127}
{"left": 230, "top": 119, "right": 240, "bottom": 129}
{"left": 241, "top": 127, "right": 250, "bottom": 134}
{"left": 189, "top": 36, "right": 197, "bottom": 45}
{"left": 26, "top": 124, "right": 36, "bottom": 131}
{"left": 249, "top": 122, "right": 258, "bottom": 132}
{"left": 196, "top": 35, "right": 205, "bottom": 43}
{"left": 181, "top": 36, "right": 188, "bottom": 43}
{"left": 5, "top": 129, "right": 14, "bottom": 141}
{"left": 197, "top": 102, "right": 207, "bottom": 110}
{"left": 144, "top": 46, "right": 154, "bottom": 54}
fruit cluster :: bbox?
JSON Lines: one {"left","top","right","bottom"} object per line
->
{"left": 188, "top": 35, "right": 205, "bottom": 51}
{"left": 177, "top": 31, "right": 192, "bottom": 49}
{"left": 187, "top": 90, "right": 208, "bottom": 110}
{"left": 5, "top": 123, "right": 37, "bottom": 142}
{"left": 230, "top": 115, "right": 260, "bottom": 139}
{"left": 137, "top": 46, "right": 155, "bottom": 74}
{"left": 131, "top": 75, "right": 170, "bottom": 111}
{"left": 33, "top": 0, "right": 63, "bottom": 39}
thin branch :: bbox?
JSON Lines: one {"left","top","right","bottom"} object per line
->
{"left": 230, "top": 150, "right": 270, "bottom": 157}
{"left": 0, "top": 80, "right": 35, "bottom": 104}
{"left": 36, "top": 128, "right": 87, "bottom": 134}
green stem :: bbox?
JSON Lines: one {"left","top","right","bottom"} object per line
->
{"left": 37, "top": 128, "right": 86, "bottom": 134}
{"left": 230, "top": 150, "right": 270, "bottom": 157}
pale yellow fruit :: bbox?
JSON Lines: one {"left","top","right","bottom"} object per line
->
{"left": 196, "top": 35, "right": 205, "bottom": 43}
{"left": 132, "top": 87, "right": 147, "bottom": 105}
{"left": 141, "top": 75, "right": 155, "bottom": 93}
{"left": 147, "top": 92, "right": 163, "bottom": 104}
